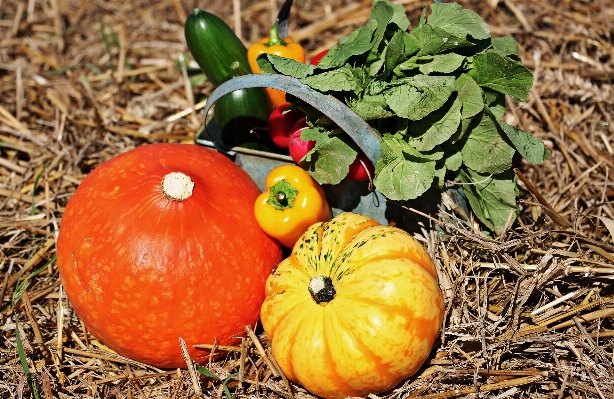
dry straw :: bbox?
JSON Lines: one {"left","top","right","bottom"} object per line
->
{"left": 0, "top": 0, "right": 613, "bottom": 397}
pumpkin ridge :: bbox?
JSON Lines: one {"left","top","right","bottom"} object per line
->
{"left": 263, "top": 260, "right": 315, "bottom": 338}
{"left": 330, "top": 252, "right": 423, "bottom": 282}
{"left": 335, "top": 291, "right": 443, "bottom": 354}
{"left": 316, "top": 214, "right": 378, "bottom": 275}
{"left": 328, "top": 229, "right": 436, "bottom": 280}
{"left": 328, "top": 302, "right": 399, "bottom": 392}
{"left": 336, "top": 259, "right": 442, "bottom": 319}
{"left": 289, "top": 254, "right": 317, "bottom": 280}
{"left": 339, "top": 293, "right": 413, "bottom": 322}
{"left": 325, "top": 228, "right": 392, "bottom": 277}
{"left": 127, "top": 179, "right": 172, "bottom": 221}
{"left": 146, "top": 195, "right": 170, "bottom": 222}
{"left": 277, "top": 302, "right": 316, "bottom": 381}
{"left": 268, "top": 293, "right": 313, "bottom": 339}
{"left": 293, "top": 224, "right": 325, "bottom": 275}
{"left": 319, "top": 308, "right": 362, "bottom": 397}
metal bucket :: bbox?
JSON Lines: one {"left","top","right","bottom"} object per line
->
{"left": 194, "top": 123, "right": 448, "bottom": 234}
{"left": 196, "top": 75, "right": 456, "bottom": 233}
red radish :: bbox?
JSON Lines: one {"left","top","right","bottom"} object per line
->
{"left": 310, "top": 49, "right": 329, "bottom": 66}
{"left": 268, "top": 102, "right": 304, "bottom": 148}
{"left": 289, "top": 117, "right": 375, "bottom": 181}
{"left": 346, "top": 150, "right": 375, "bottom": 181}
{"left": 288, "top": 118, "right": 315, "bottom": 164}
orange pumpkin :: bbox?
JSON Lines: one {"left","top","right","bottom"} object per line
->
{"left": 57, "top": 143, "right": 282, "bottom": 368}
{"left": 260, "top": 212, "right": 444, "bottom": 398}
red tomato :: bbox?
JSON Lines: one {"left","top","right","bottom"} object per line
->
{"left": 57, "top": 143, "right": 282, "bottom": 369}
{"left": 288, "top": 118, "right": 316, "bottom": 164}
{"left": 268, "top": 102, "right": 304, "bottom": 148}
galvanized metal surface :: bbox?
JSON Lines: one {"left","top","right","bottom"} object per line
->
{"left": 196, "top": 78, "right": 454, "bottom": 232}
{"left": 201, "top": 74, "right": 384, "bottom": 166}
{"left": 196, "top": 130, "right": 393, "bottom": 226}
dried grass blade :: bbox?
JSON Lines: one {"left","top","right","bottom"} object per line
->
{"left": 244, "top": 325, "right": 279, "bottom": 378}
{"left": 15, "top": 311, "right": 40, "bottom": 398}
{"left": 193, "top": 343, "right": 242, "bottom": 352}
{"left": 5, "top": 239, "right": 55, "bottom": 289}
{"left": 0, "top": 103, "right": 32, "bottom": 134}
{"left": 551, "top": 307, "right": 614, "bottom": 330}
{"left": 0, "top": 259, "right": 14, "bottom": 312}
{"left": 514, "top": 168, "right": 573, "bottom": 228}
{"left": 21, "top": 291, "right": 46, "bottom": 348}
{"left": 419, "top": 376, "right": 544, "bottom": 399}
{"left": 178, "top": 337, "right": 203, "bottom": 396}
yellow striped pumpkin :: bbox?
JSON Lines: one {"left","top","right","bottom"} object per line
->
{"left": 260, "top": 212, "right": 445, "bottom": 399}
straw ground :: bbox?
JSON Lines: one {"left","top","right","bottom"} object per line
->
{"left": 0, "top": 0, "right": 613, "bottom": 397}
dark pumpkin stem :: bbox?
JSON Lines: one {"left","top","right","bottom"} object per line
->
{"left": 308, "top": 276, "right": 336, "bottom": 304}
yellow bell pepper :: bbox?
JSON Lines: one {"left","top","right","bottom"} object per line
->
{"left": 247, "top": 20, "right": 306, "bottom": 108}
{"left": 254, "top": 165, "right": 330, "bottom": 248}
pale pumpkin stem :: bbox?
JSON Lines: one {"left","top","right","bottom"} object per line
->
{"left": 308, "top": 276, "right": 336, "bottom": 304}
{"left": 161, "top": 172, "right": 194, "bottom": 201}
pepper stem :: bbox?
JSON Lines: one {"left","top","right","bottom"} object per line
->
{"left": 275, "top": 191, "right": 288, "bottom": 206}
{"left": 161, "top": 172, "right": 194, "bottom": 201}
{"left": 267, "top": 179, "right": 298, "bottom": 211}
{"left": 308, "top": 276, "right": 336, "bottom": 304}
{"left": 266, "top": 19, "right": 287, "bottom": 47}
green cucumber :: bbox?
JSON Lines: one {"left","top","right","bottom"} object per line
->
{"left": 212, "top": 62, "right": 277, "bottom": 152}
{"left": 184, "top": 8, "right": 251, "bottom": 87}
{"left": 185, "top": 9, "right": 275, "bottom": 152}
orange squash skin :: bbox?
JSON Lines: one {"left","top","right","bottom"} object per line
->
{"left": 260, "top": 212, "right": 444, "bottom": 398}
{"left": 57, "top": 143, "right": 282, "bottom": 369}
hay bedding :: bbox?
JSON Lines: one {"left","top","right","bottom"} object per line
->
{"left": 0, "top": 0, "right": 613, "bottom": 397}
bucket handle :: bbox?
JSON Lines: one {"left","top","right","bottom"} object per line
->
{"left": 201, "top": 74, "right": 383, "bottom": 166}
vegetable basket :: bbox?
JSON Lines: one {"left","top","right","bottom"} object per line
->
{"left": 191, "top": 0, "right": 548, "bottom": 237}
{"left": 195, "top": 74, "right": 443, "bottom": 231}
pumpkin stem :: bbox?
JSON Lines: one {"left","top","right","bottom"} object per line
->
{"left": 308, "top": 276, "right": 336, "bottom": 304}
{"left": 161, "top": 172, "right": 194, "bottom": 201}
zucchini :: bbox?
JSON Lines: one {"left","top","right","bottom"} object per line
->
{"left": 212, "top": 63, "right": 277, "bottom": 152}
{"left": 185, "top": 9, "right": 275, "bottom": 151}
{"left": 184, "top": 8, "right": 251, "bottom": 87}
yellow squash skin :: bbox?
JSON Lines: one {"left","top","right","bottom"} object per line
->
{"left": 260, "top": 212, "right": 445, "bottom": 399}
